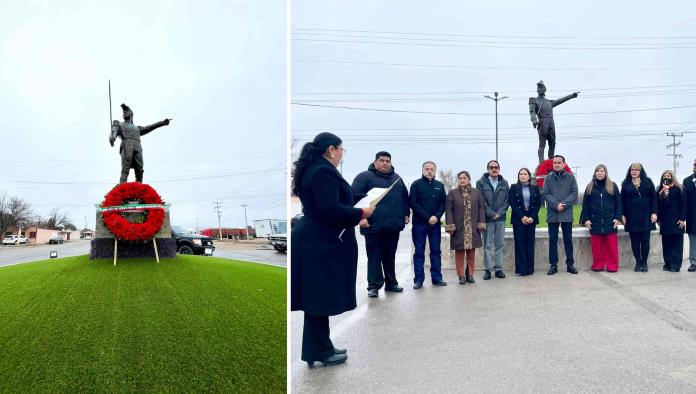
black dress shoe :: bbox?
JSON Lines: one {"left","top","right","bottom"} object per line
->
{"left": 483, "top": 270, "right": 492, "bottom": 280}
{"left": 663, "top": 265, "right": 670, "bottom": 271}
{"left": 548, "top": 265, "right": 558, "bottom": 275}
{"left": 458, "top": 276, "right": 466, "bottom": 285}
{"left": 432, "top": 280, "right": 447, "bottom": 286}
{"left": 334, "top": 347, "right": 347, "bottom": 355}
{"left": 671, "top": 268, "right": 680, "bottom": 272}
{"left": 413, "top": 282, "right": 423, "bottom": 289}
{"left": 367, "top": 289, "right": 378, "bottom": 298}
{"left": 634, "top": 264, "right": 641, "bottom": 272}
{"left": 385, "top": 285, "right": 403, "bottom": 292}
{"left": 642, "top": 263, "right": 649, "bottom": 272}
{"left": 592, "top": 268, "right": 602, "bottom": 272}
{"left": 567, "top": 265, "right": 578, "bottom": 274}
{"left": 495, "top": 270, "right": 506, "bottom": 279}
{"left": 466, "top": 275, "right": 475, "bottom": 283}
{"left": 689, "top": 265, "right": 696, "bottom": 272}
{"left": 307, "top": 353, "right": 347, "bottom": 368}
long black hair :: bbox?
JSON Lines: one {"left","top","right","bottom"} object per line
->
{"left": 291, "top": 132, "right": 342, "bottom": 196}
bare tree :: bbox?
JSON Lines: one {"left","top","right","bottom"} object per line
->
{"left": 39, "top": 208, "right": 75, "bottom": 230}
{"left": 438, "top": 169, "right": 456, "bottom": 193}
{"left": 0, "top": 192, "right": 33, "bottom": 237}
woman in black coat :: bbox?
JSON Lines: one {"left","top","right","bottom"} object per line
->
{"left": 508, "top": 168, "right": 541, "bottom": 276}
{"left": 291, "top": 132, "right": 374, "bottom": 367}
{"left": 656, "top": 170, "right": 687, "bottom": 272}
{"left": 580, "top": 164, "right": 622, "bottom": 272}
{"left": 620, "top": 163, "right": 657, "bottom": 272}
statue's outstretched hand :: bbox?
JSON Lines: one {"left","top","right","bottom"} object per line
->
{"left": 573, "top": 92, "right": 580, "bottom": 98}
{"left": 163, "top": 118, "right": 171, "bottom": 125}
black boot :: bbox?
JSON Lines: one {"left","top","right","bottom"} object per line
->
{"left": 567, "top": 264, "right": 578, "bottom": 274}
{"left": 548, "top": 264, "right": 558, "bottom": 275}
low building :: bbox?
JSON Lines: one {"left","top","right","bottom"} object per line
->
{"left": 6, "top": 226, "right": 81, "bottom": 244}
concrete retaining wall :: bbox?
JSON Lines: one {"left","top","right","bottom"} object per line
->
{"left": 416, "top": 227, "right": 691, "bottom": 271}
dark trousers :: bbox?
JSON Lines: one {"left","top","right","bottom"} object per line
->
{"left": 662, "top": 234, "right": 684, "bottom": 271}
{"left": 548, "top": 222, "right": 574, "bottom": 266}
{"left": 513, "top": 224, "right": 536, "bottom": 275}
{"left": 629, "top": 231, "right": 651, "bottom": 265}
{"left": 301, "top": 314, "right": 334, "bottom": 362}
{"left": 365, "top": 231, "right": 400, "bottom": 290}
{"left": 412, "top": 223, "right": 442, "bottom": 284}
{"left": 537, "top": 117, "right": 556, "bottom": 163}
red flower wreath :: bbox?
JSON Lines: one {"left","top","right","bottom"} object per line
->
{"left": 535, "top": 159, "right": 572, "bottom": 189}
{"left": 101, "top": 183, "right": 165, "bottom": 241}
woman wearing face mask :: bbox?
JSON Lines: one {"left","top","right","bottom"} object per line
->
{"left": 445, "top": 171, "right": 486, "bottom": 285}
{"left": 657, "top": 170, "right": 687, "bottom": 272}
{"left": 508, "top": 168, "right": 542, "bottom": 275}
{"left": 620, "top": 163, "right": 658, "bottom": 272}
{"left": 580, "top": 164, "right": 622, "bottom": 272}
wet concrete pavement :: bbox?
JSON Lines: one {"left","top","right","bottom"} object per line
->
{"left": 292, "top": 228, "right": 696, "bottom": 393}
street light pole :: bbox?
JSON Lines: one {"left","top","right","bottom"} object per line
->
{"left": 484, "top": 92, "right": 508, "bottom": 162}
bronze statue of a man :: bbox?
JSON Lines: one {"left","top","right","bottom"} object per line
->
{"left": 109, "top": 104, "right": 171, "bottom": 184}
{"left": 529, "top": 81, "right": 579, "bottom": 163}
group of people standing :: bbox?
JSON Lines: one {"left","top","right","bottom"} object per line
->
{"left": 290, "top": 132, "right": 696, "bottom": 368}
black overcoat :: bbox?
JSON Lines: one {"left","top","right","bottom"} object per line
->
{"left": 620, "top": 178, "right": 657, "bottom": 233}
{"left": 291, "top": 158, "right": 363, "bottom": 316}
{"left": 657, "top": 185, "right": 687, "bottom": 235}
{"left": 683, "top": 174, "right": 696, "bottom": 234}
{"left": 508, "top": 183, "right": 542, "bottom": 225}
{"left": 579, "top": 180, "right": 622, "bottom": 235}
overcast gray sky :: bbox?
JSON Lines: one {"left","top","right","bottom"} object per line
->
{"left": 1, "top": 0, "right": 285, "bottom": 232}
{"left": 292, "top": 0, "right": 696, "bottom": 191}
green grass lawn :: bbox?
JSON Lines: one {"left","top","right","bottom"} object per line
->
{"left": 0, "top": 255, "right": 286, "bottom": 393}
{"left": 504, "top": 204, "right": 582, "bottom": 228}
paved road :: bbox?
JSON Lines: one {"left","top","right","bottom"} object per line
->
{"left": 292, "top": 229, "right": 696, "bottom": 393}
{"left": 0, "top": 240, "right": 286, "bottom": 268}
{"left": 0, "top": 240, "right": 90, "bottom": 267}
{"left": 213, "top": 246, "right": 287, "bottom": 267}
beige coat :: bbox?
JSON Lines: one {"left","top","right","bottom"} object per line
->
{"left": 445, "top": 186, "right": 486, "bottom": 250}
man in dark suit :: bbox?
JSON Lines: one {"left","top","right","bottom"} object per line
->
{"left": 683, "top": 159, "right": 696, "bottom": 272}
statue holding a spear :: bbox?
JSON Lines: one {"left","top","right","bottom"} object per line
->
{"left": 108, "top": 80, "right": 172, "bottom": 184}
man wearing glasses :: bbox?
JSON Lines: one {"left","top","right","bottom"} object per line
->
{"left": 476, "top": 160, "right": 510, "bottom": 280}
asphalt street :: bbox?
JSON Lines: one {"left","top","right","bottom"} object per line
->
{"left": 292, "top": 229, "right": 696, "bottom": 393}
{"left": 0, "top": 240, "right": 286, "bottom": 268}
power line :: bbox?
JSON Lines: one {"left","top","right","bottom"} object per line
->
{"left": 293, "top": 122, "right": 686, "bottom": 131}
{"left": 293, "top": 28, "right": 696, "bottom": 41}
{"left": 292, "top": 102, "right": 696, "bottom": 116}
{"left": 293, "top": 32, "right": 696, "bottom": 48}
{"left": 294, "top": 38, "right": 696, "bottom": 50}
{"left": 294, "top": 83, "right": 696, "bottom": 95}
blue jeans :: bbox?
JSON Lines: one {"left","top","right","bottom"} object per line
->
{"left": 412, "top": 223, "right": 442, "bottom": 283}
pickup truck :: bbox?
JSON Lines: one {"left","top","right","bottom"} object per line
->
{"left": 3, "top": 235, "right": 28, "bottom": 245}
{"left": 171, "top": 226, "right": 215, "bottom": 256}
{"left": 269, "top": 233, "right": 287, "bottom": 253}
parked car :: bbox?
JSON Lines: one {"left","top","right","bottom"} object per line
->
{"left": 269, "top": 233, "right": 287, "bottom": 253}
{"left": 2, "top": 235, "right": 28, "bottom": 245}
{"left": 171, "top": 226, "right": 215, "bottom": 256}
{"left": 48, "top": 236, "right": 64, "bottom": 244}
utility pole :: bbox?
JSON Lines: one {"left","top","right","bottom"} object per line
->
{"left": 572, "top": 166, "right": 580, "bottom": 180}
{"left": 195, "top": 217, "right": 199, "bottom": 234}
{"left": 484, "top": 92, "right": 508, "bottom": 162}
{"left": 213, "top": 202, "right": 223, "bottom": 240}
{"left": 241, "top": 204, "right": 250, "bottom": 240}
{"left": 666, "top": 132, "right": 684, "bottom": 175}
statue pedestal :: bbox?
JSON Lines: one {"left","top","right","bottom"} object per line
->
{"left": 89, "top": 210, "right": 176, "bottom": 260}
